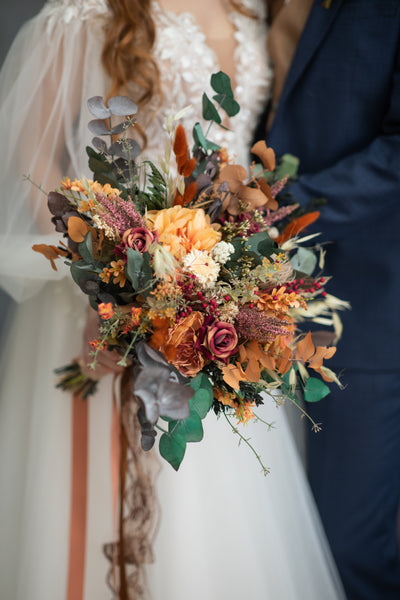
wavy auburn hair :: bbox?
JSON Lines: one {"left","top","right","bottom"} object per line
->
{"left": 102, "top": 0, "right": 257, "bottom": 144}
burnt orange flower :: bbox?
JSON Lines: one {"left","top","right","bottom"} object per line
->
{"left": 158, "top": 311, "right": 205, "bottom": 377}
{"left": 148, "top": 206, "right": 221, "bottom": 259}
{"left": 98, "top": 302, "right": 114, "bottom": 320}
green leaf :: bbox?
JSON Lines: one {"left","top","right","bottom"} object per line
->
{"left": 139, "top": 252, "right": 154, "bottom": 293}
{"left": 210, "top": 71, "right": 234, "bottom": 96}
{"left": 290, "top": 247, "right": 317, "bottom": 276}
{"left": 274, "top": 153, "right": 299, "bottom": 180}
{"left": 202, "top": 93, "right": 222, "bottom": 124}
{"left": 169, "top": 412, "right": 204, "bottom": 443}
{"left": 245, "top": 231, "right": 278, "bottom": 258}
{"left": 192, "top": 122, "right": 208, "bottom": 151}
{"left": 189, "top": 374, "right": 214, "bottom": 418}
{"left": 212, "top": 94, "right": 240, "bottom": 117}
{"left": 78, "top": 231, "right": 94, "bottom": 264}
{"left": 70, "top": 260, "right": 96, "bottom": 286}
{"left": 159, "top": 432, "right": 186, "bottom": 471}
{"left": 126, "top": 248, "right": 143, "bottom": 290}
{"left": 303, "top": 377, "right": 330, "bottom": 403}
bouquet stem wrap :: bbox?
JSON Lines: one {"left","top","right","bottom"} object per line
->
{"left": 104, "top": 367, "right": 160, "bottom": 600}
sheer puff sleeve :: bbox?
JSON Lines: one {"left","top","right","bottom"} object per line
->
{"left": 0, "top": 1, "right": 110, "bottom": 301}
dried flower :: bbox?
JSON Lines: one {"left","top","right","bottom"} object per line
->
{"left": 182, "top": 249, "right": 220, "bottom": 287}
{"left": 149, "top": 206, "right": 221, "bottom": 259}
{"left": 98, "top": 302, "right": 114, "bottom": 320}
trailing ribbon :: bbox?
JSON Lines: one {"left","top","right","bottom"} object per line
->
{"left": 66, "top": 393, "right": 89, "bottom": 600}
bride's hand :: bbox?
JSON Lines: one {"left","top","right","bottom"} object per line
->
{"left": 79, "top": 305, "right": 126, "bottom": 379}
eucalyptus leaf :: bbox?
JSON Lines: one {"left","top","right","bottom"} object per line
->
{"left": 109, "top": 120, "right": 131, "bottom": 136}
{"left": 192, "top": 122, "right": 208, "bottom": 151}
{"left": 109, "top": 138, "right": 141, "bottom": 160}
{"left": 159, "top": 432, "right": 186, "bottom": 471}
{"left": 189, "top": 376, "right": 214, "bottom": 419}
{"left": 70, "top": 260, "right": 97, "bottom": 286}
{"left": 139, "top": 252, "right": 154, "bottom": 293}
{"left": 202, "top": 93, "right": 222, "bottom": 124}
{"left": 92, "top": 137, "right": 108, "bottom": 153}
{"left": 78, "top": 231, "right": 94, "bottom": 264}
{"left": 274, "top": 153, "right": 300, "bottom": 180}
{"left": 303, "top": 377, "right": 330, "bottom": 403}
{"left": 212, "top": 93, "right": 240, "bottom": 117}
{"left": 169, "top": 412, "right": 204, "bottom": 443}
{"left": 126, "top": 248, "right": 143, "bottom": 290}
{"left": 108, "top": 95, "right": 138, "bottom": 116}
{"left": 87, "top": 96, "right": 112, "bottom": 119}
{"left": 88, "top": 155, "right": 113, "bottom": 174}
{"left": 210, "top": 71, "right": 234, "bottom": 96}
{"left": 290, "top": 247, "right": 317, "bottom": 276}
{"left": 245, "top": 231, "right": 278, "bottom": 258}
{"left": 88, "top": 119, "right": 110, "bottom": 136}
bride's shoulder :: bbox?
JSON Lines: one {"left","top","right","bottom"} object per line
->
{"left": 42, "top": 0, "right": 110, "bottom": 22}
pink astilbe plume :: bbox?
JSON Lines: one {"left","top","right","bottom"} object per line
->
{"left": 96, "top": 193, "right": 144, "bottom": 235}
{"left": 235, "top": 306, "right": 291, "bottom": 343}
{"left": 263, "top": 203, "right": 298, "bottom": 227}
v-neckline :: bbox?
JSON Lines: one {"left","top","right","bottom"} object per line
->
{"left": 152, "top": 0, "right": 241, "bottom": 94}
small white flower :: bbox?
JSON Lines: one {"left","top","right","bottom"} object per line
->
{"left": 210, "top": 241, "right": 235, "bottom": 264}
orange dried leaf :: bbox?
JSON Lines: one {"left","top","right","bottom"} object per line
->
{"left": 276, "top": 345, "right": 293, "bottom": 375}
{"left": 276, "top": 211, "right": 320, "bottom": 245}
{"left": 222, "top": 363, "right": 247, "bottom": 390}
{"left": 68, "top": 216, "right": 90, "bottom": 243}
{"left": 32, "top": 244, "right": 68, "bottom": 271}
{"left": 257, "top": 177, "right": 278, "bottom": 210}
{"left": 295, "top": 331, "right": 315, "bottom": 363}
{"left": 219, "top": 164, "right": 248, "bottom": 193}
{"left": 251, "top": 141, "right": 276, "bottom": 171}
{"left": 308, "top": 345, "right": 337, "bottom": 370}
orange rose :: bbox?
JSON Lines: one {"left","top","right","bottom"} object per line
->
{"left": 148, "top": 206, "right": 221, "bottom": 259}
{"left": 158, "top": 311, "right": 205, "bottom": 377}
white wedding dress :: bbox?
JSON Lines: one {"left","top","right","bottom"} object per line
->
{"left": 0, "top": 1, "right": 346, "bottom": 599}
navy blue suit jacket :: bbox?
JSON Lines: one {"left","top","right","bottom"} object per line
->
{"left": 267, "top": 0, "right": 400, "bottom": 370}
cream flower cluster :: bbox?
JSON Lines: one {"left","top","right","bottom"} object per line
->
{"left": 210, "top": 241, "right": 235, "bottom": 265}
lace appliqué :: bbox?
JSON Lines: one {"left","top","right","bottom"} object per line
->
{"left": 148, "top": 0, "right": 272, "bottom": 167}
{"left": 43, "top": 0, "right": 109, "bottom": 30}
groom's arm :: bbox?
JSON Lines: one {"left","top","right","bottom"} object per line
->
{"left": 286, "top": 44, "right": 400, "bottom": 243}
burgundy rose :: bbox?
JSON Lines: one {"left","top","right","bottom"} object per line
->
{"left": 116, "top": 227, "right": 157, "bottom": 259}
{"left": 203, "top": 321, "right": 238, "bottom": 361}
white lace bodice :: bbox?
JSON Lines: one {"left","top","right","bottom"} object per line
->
{"left": 42, "top": 0, "right": 271, "bottom": 166}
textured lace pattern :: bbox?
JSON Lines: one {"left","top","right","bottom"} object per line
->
{"left": 41, "top": 0, "right": 271, "bottom": 166}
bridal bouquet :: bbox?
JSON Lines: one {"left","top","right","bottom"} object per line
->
{"left": 34, "top": 72, "right": 345, "bottom": 471}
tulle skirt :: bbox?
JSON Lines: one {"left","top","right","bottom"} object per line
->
{"left": 0, "top": 280, "right": 345, "bottom": 600}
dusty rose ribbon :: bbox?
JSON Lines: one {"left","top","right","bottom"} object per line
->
{"left": 66, "top": 393, "right": 89, "bottom": 600}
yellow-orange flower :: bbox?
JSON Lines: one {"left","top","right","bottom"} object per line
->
{"left": 148, "top": 206, "right": 221, "bottom": 259}
{"left": 157, "top": 311, "right": 205, "bottom": 377}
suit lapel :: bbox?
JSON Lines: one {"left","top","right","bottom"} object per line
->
{"left": 274, "top": 0, "right": 345, "bottom": 110}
